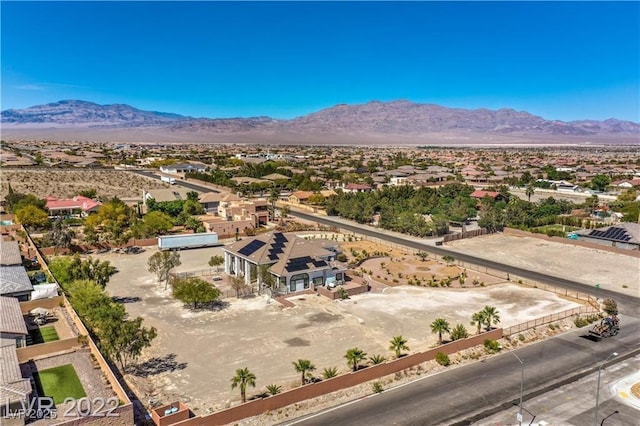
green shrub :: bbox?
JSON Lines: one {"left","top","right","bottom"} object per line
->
{"left": 435, "top": 352, "right": 450, "bottom": 366}
{"left": 372, "top": 381, "right": 384, "bottom": 393}
{"left": 484, "top": 339, "right": 501, "bottom": 353}
{"left": 518, "top": 334, "right": 525, "bottom": 342}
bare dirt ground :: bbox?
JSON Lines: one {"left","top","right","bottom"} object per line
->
{"left": 445, "top": 234, "right": 640, "bottom": 298}
{"left": 0, "top": 169, "right": 166, "bottom": 199}
{"left": 91, "top": 240, "right": 585, "bottom": 419}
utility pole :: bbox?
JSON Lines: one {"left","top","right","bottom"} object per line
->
{"left": 594, "top": 352, "right": 618, "bottom": 426}
{"left": 511, "top": 352, "right": 525, "bottom": 426}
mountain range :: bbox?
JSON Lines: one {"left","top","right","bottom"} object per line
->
{"left": 2, "top": 99, "right": 639, "bottom": 144}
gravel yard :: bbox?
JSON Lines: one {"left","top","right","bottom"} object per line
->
{"left": 95, "top": 241, "right": 586, "bottom": 415}
{"left": 445, "top": 234, "right": 640, "bottom": 298}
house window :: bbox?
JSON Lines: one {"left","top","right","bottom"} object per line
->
{"left": 313, "top": 276, "right": 324, "bottom": 287}
{"left": 335, "top": 273, "right": 344, "bottom": 281}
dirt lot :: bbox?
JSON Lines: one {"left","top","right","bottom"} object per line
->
{"left": 0, "top": 169, "right": 166, "bottom": 199}
{"left": 445, "top": 234, "right": 640, "bottom": 298}
{"left": 92, "top": 239, "right": 585, "bottom": 415}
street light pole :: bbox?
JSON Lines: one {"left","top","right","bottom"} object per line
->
{"left": 600, "top": 410, "right": 619, "bottom": 426}
{"left": 511, "top": 352, "right": 524, "bottom": 426}
{"left": 594, "top": 352, "right": 618, "bottom": 426}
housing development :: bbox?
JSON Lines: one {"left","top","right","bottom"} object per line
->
{"left": 1, "top": 2, "right": 639, "bottom": 425}
{"left": 0, "top": 134, "right": 639, "bottom": 426}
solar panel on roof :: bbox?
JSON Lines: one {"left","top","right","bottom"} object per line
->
{"left": 238, "top": 240, "right": 266, "bottom": 256}
{"left": 268, "top": 253, "right": 280, "bottom": 261}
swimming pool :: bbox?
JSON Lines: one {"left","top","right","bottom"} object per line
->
{"left": 0, "top": 220, "right": 14, "bottom": 226}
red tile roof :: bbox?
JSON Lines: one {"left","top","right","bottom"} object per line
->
{"left": 46, "top": 195, "right": 101, "bottom": 212}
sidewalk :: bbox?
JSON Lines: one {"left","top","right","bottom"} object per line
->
{"left": 474, "top": 354, "right": 640, "bottom": 425}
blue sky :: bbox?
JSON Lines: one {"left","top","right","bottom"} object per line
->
{"left": 2, "top": 1, "right": 639, "bottom": 121}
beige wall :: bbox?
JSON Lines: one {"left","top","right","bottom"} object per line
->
{"left": 16, "top": 337, "right": 79, "bottom": 362}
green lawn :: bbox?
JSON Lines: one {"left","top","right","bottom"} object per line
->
{"left": 33, "top": 364, "right": 86, "bottom": 404}
{"left": 28, "top": 326, "right": 59, "bottom": 345}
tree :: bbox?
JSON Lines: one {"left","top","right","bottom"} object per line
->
{"left": 231, "top": 367, "right": 256, "bottom": 403}
{"left": 147, "top": 251, "right": 181, "bottom": 289}
{"left": 525, "top": 184, "right": 535, "bottom": 202}
{"left": 322, "top": 367, "right": 338, "bottom": 379}
{"left": 430, "top": 317, "right": 450, "bottom": 344}
{"left": 230, "top": 275, "right": 248, "bottom": 298}
{"left": 171, "top": 277, "right": 221, "bottom": 309}
{"left": 266, "top": 384, "right": 282, "bottom": 396}
{"left": 389, "top": 335, "right": 410, "bottom": 358}
{"left": 602, "top": 298, "right": 618, "bottom": 315}
{"left": 450, "top": 323, "right": 470, "bottom": 341}
{"left": 292, "top": 359, "right": 316, "bottom": 386}
{"left": 100, "top": 317, "right": 157, "bottom": 372}
{"left": 142, "top": 211, "right": 174, "bottom": 236}
{"left": 208, "top": 255, "right": 224, "bottom": 272}
{"left": 471, "top": 311, "right": 487, "bottom": 334}
{"left": 481, "top": 306, "right": 501, "bottom": 331}
{"left": 15, "top": 204, "right": 49, "bottom": 229}
{"left": 590, "top": 174, "right": 611, "bottom": 192}
{"left": 49, "top": 218, "right": 75, "bottom": 253}
{"left": 344, "top": 347, "right": 367, "bottom": 372}
{"left": 49, "top": 255, "right": 116, "bottom": 288}
{"left": 369, "top": 354, "right": 386, "bottom": 365}
{"left": 79, "top": 189, "right": 97, "bottom": 199}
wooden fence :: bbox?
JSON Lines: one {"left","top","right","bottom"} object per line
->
{"left": 443, "top": 227, "right": 494, "bottom": 242}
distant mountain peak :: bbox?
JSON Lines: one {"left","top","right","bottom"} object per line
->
{"left": 2, "top": 99, "right": 638, "bottom": 137}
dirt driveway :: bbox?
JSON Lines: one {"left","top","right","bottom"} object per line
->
{"left": 96, "top": 243, "right": 585, "bottom": 415}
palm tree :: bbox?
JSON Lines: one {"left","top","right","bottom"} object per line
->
{"left": 344, "top": 347, "right": 367, "bottom": 372}
{"left": 525, "top": 184, "right": 535, "bottom": 202}
{"left": 471, "top": 311, "right": 486, "bottom": 334}
{"left": 266, "top": 384, "right": 282, "bottom": 396}
{"left": 430, "top": 317, "right": 451, "bottom": 344}
{"left": 230, "top": 367, "right": 256, "bottom": 403}
{"left": 292, "top": 359, "right": 315, "bottom": 386}
{"left": 389, "top": 335, "right": 410, "bottom": 358}
{"left": 481, "top": 306, "right": 501, "bottom": 331}
{"left": 369, "top": 354, "right": 386, "bottom": 365}
{"left": 322, "top": 367, "right": 338, "bottom": 379}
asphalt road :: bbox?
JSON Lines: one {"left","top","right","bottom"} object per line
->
{"left": 288, "top": 210, "right": 640, "bottom": 315}
{"left": 286, "top": 318, "right": 640, "bottom": 426}
{"left": 132, "top": 169, "right": 220, "bottom": 193}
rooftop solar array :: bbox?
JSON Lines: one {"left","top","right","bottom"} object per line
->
{"left": 285, "top": 256, "right": 328, "bottom": 273}
{"left": 238, "top": 240, "right": 266, "bottom": 256}
{"left": 588, "top": 227, "right": 632, "bottom": 242}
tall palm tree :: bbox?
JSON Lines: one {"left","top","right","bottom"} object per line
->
{"left": 344, "top": 347, "right": 367, "bottom": 372}
{"left": 292, "top": 359, "right": 316, "bottom": 386}
{"left": 389, "top": 335, "right": 410, "bottom": 358}
{"left": 525, "top": 184, "right": 535, "bottom": 202}
{"left": 471, "top": 311, "right": 486, "bottom": 334}
{"left": 481, "top": 306, "right": 501, "bottom": 331}
{"left": 430, "top": 317, "right": 451, "bottom": 344}
{"left": 230, "top": 367, "right": 256, "bottom": 403}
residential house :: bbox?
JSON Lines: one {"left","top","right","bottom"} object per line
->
{"left": 143, "top": 187, "right": 193, "bottom": 203}
{"left": 574, "top": 222, "right": 640, "bottom": 251}
{"left": 343, "top": 183, "right": 373, "bottom": 193}
{"left": 45, "top": 195, "right": 101, "bottom": 217}
{"left": 198, "top": 197, "right": 269, "bottom": 237}
{"left": 0, "top": 343, "right": 32, "bottom": 425}
{"left": 0, "top": 266, "right": 33, "bottom": 301}
{"left": 224, "top": 232, "right": 346, "bottom": 293}
{"left": 288, "top": 191, "right": 313, "bottom": 204}
{"left": 0, "top": 240, "right": 32, "bottom": 301}
{"left": 470, "top": 190, "right": 507, "bottom": 203}
{"left": 0, "top": 296, "right": 28, "bottom": 348}
{"left": 198, "top": 192, "right": 227, "bottom": 214}
{"left": 159, "top": 163, "right": 207, "bottom": 175}
{"left": 611, "top": 179, "right": 640, "bottom": 189}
